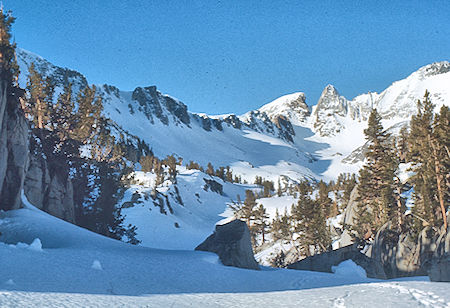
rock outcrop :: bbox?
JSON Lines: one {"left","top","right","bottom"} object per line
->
{"left": 287, "top": 244, "right": 386, "bottom": 279}
{"left": 195, "top": 220, "right": 260, "bottom": 270}
{"left": 367, "top": 223, "right": 439, "bottom": 278}
{"left": 0, "top": 72, "right": 75, "bottom": 222}
{"left": 23, "top": 154, "right": 75, "bottom": 223}
{"left": 0, "top": 81, "right": 29, "bottom": 211}
{"left": 429, "top": 229, "right": 450, "bottom": 282}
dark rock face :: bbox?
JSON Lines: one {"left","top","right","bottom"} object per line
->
{"left": 287, "top": 244, "right": 386, "bottom": 279}
{"left": 203, "top": 178, "right": 223, "bottom": 195}
{"left": 195, "top": 220, "right": 260, "bottom": 270}
{"left": 23, "top": 154, "right": 75, "bottom": 223}
{"left": 429, "top": 230, "right": 450, "bottom": 282}
{"left": 0, "top": 82, "right": 29, "bottom": 211}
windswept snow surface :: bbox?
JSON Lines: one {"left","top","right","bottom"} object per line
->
{"left": 1, "top": 206, "right": 448, "bottom": 307}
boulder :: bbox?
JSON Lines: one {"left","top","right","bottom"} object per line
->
{"left": 429, "top": 230, "right": 450, "bottom": 282}
{"left": 287, "top": 243, "right": 386, "bottom": 279}
{"left": 368, "top": 223, "right": 438, "bottom": 278}
{"left": 195, "top": 220, "right": 260, "bottom": 270}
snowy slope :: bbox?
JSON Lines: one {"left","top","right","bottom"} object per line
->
{"left": 15, "top": 48, "right": 450, "bottom": 255}
{"left": 121, "top": 169, "right": 253, "bottom": 249}
{"left": 1, "top": 205, "right": 448, "bottom": 307}
{"left": 15, "top": 48, "right": 450, "bottom": 184}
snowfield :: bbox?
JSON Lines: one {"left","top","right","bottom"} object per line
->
{"left": 1, "top": 204, "right": 449, "bottom": 307}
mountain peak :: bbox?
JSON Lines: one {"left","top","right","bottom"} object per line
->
{"left": 257, "top": 92, "right": 310, "bottom": 125}
{"left": 415, "top": 61, "right": 450, "bottom": 78}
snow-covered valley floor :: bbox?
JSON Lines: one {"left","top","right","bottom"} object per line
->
{"left": 1, "top": 206, "right": 449, "bottom": 307}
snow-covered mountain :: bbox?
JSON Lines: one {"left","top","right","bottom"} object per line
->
{"left": 16, "top": 49, "right": 450, "bottom": 185}
{"left": 14, "top": 48, "right": 450, "bottom": 252}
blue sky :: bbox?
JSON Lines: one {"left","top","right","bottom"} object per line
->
{"left": 6, "top": 1, "right": 450, "bottom": 114}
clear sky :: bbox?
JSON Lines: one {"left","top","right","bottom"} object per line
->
{"left": 5, "top": 1, "right": 450, "bottom": 114}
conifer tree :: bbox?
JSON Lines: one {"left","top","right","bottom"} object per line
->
{"left": 277, "top": 178, "right": 282, "bottom": 197}
{"left": 291, "top": 191, "right": 330, "bottom": 256}
{"left": 0, "top": 8, "right": 19, "bottom": 88}
{"left": 206, "top": 162, "right": 214, "bottom": 176}
{"left": 26, "top": 63, "right": 54, "bottom": 129}
{"left": 271, "top": 208, "right": 291, "bottom": 241}
{"left": 409, "top": 92, "right": 449, "bottom": 231}
{"left": 73, "top": 84, "right": 102, "bottom": 143}
{"left": 140, "top": 155, "right": 154, "bottom": 172}
{"left": 51, "top": 82, "right": 76, "bottom": 141}
{"left": 225, "top": 166, "right": 233, "bottom": 182}
{"left": 355, "top": 109, "right": 397, "bottom": 239}
{"left": 230, "top": 190, "right": 258, "bottom": 226}
{"left": 253, "top": 204, "right": 270, "bottom": 243}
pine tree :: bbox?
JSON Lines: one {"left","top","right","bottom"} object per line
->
{"left": 225, "top": 166, "right": 233, "bottom": 182}
{"left": 409, "top": 93, "right": 449, "bottom": 231}
{"left": 277, "top": 178, "right": 282, "bottom": 197}
{"left": 262, "top": 180, "right": 274, "bottom": 198}
{"left": 164, "top": 154, "right": 178, "bottom": 181}
{"left": 229, "top": 190, "right": 258, "bottom": 227}
{"left": 206, "top": 162, "right": 214, "bottom": 176}
{"left": 291, "top": 191, "right": 330, "bottom": 256}
{"left": 317, "top": 180, "right": 333, "bottom": 218}
{"left": 271, "top": 208, "right": 291, "bottom": 241}
{"left": 409, "top": 91, "right": 449, "bottom": 230}
{"left": 51, "top": 82, "right": 76, "bottom": 141}
{"left": 73, "top": 84, "right": 102, "bottom": 143}
{"left": 0, "top": 8, "right": 19, "bottom": 87}
{"left": 355, "top": 109, "right": 397, "bottom": 239}
{"left": 253, "top": 204, "right": 270, "bottom": 243}
{"left": 26, "top": 63, "right": 54, "bottom": 129}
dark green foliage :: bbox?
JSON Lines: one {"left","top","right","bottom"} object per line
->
{"left": 215, "top": 166, "right": 225, "bottom": 181}
{"left": 230, "top": 190, "right": 257, "bottom": 226}
{"left": 225, "top": 166, "right": 233, "bottom": 182}
{"left": 291, "top": 191, "right": 331, "bottom": 256}
{"left": 253, "top": 204, "right": 270, "bottom": 243}
{"left": 354, "top": 109, "right": 398, "bottom": 240}
{"left": 277, "top": 178, "right": 282, "bottom": 197}
{"left": 0, "top": 8, "right": 19, "bottom": 87}
{"left": 51, "top": 83, "right": 76, "bottom": 141}
{"left": 316, "top": 180, "right": 333, "bottom": 218}
{"left": 72, "top": 84, "right": 103, "bottom": 143}
{"left": 408, "top": 92, "right": 449, "bottom": 232}
{"left": 262, "top": 180, "right": 274, "bottom": 198}
{"left": 271, "top": 208, "right": 291, "bottom": 241}
{"left": 26, "top": 63, "right": 55, "bottom": 129}
{"left": 206, "top": 162, "right": 214, "bottom": 176}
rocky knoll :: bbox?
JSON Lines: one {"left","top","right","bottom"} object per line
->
{"left": 196, "top": 220, "right": 260, "bottom": 270}
{"left": 287, "top": 243, "right": 386, "bottom": 279}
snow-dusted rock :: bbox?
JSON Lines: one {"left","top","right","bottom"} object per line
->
{"left": 195, "top": 219, "right": 260, "bottom": 270}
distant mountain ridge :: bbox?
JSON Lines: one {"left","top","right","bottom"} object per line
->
{"left": 16, "top": 48, "right": 450, "bottom": 182}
